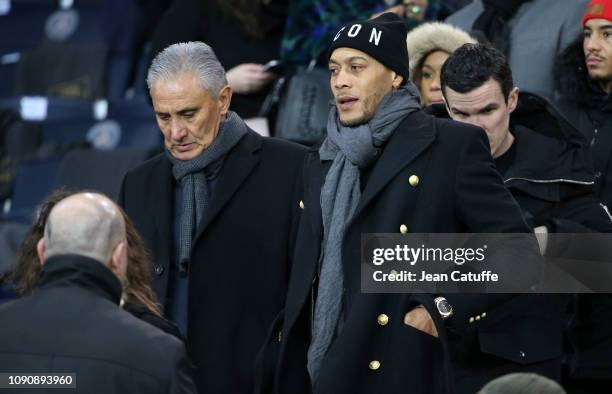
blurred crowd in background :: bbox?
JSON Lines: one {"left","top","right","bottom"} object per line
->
{"left": 0, "top": 0, "right": 476, "bottom": 271}
{"left": 1, "top": 1, "right": 612, "bottom": 393}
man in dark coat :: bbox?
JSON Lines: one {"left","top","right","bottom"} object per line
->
{"left": 553, "top": 1, "right": 612, "bottom": 391}
{"left": 119, "top": 42, "right": 306, "bottom": 394}
{"left": 555, "top": 0, "right": 612, "bottom": 210}
{"left": 440, "top": 42, "right": 612, "bottom": 393}
{"left": 0, "top": 192, "right": 196, "bottom": 394}
{"left": 260, "top": 14, "right": 542, "bottom": 394}
{"left": 442, "top": 43, "right": 612, "bottom": 235}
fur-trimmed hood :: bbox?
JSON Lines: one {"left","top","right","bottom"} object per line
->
{"left": 554, "top": 34, "right": 612, "bottom": 110}
{"left": 405, "top": 22, "right": 476, "bottom": 83}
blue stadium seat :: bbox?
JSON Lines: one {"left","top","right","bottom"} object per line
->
{"left": 0, "top": 0, "right": 55, "bottom": 55}
{"left": 0, "top": 58, "right": 18, "bottom": 98}
{"left": 2, "top": 0, "right": 144, "bottom": 100}
{"left": 0, "top": 97, "right": 95, "bottom": 145}
{"left": 0, "top": 96, "right": 161, "bottom": 148}
{"left": 0, "top": 285, "right": 17, "bottom": 305}
{"left": 0, "top": 96, "right": 94, "bottom": 122}
{"left": 0, "top": 220, "right": 29, "bottom": 277}
{"left": 107, "top": 98, "right": 161, "bottom": 149}
{"left": 56, "top": 147, "right": 152, "bottom": 201}
{"left": 43, "top": 119, "right": 96, "bottom": 146}
{"left": 9, "top": 155, "right": 63, "bottom": 213}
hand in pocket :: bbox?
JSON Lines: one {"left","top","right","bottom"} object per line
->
{"left": 404, "top": 305, "right": 438, "bottom": 338}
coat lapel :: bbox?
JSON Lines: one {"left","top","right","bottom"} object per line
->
{"left": 307, "top": 152, "right": 330, "bottom": 244}
{"left": 285, "top": 115, "right": 437, "bottom": 334}
{"left": 154, "top": 157, "right": 174, "bottom": 267}
{"left": 283, "top": 151, "right": 329, "bottom": 332}
{"left": 352, "top": 112, "right": 436, "bottom": 220}
{"left": 193, "top": 131, "right": 262, "bottom": 242}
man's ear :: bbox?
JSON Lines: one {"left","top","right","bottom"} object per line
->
{"left": 392, "top": 72, "right": 404, "bottom": 89}
{"left": 109, "top": 241, "right": 127, "bottom": 282}
{"left": 443, "top": 90, "right": 453, "bottom": 117}
{"left": 37, "top": 238, "right": 46, "bottom": 265}
{"left": 507, "top": 86, "right": 520, "bottom": 114}
{"left": 218, "top": 85, "right": 233, "bottom": 117}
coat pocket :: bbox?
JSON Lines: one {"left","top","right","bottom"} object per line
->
{"left": 478, "top": 316, "right": 563, "bottom": 364}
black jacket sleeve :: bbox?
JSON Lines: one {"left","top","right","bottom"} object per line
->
{"left": 443, "top": 127, "right": 542, "bottom": 335}
{"left": 544, "top": 185, "right": 612, "bottom": 234}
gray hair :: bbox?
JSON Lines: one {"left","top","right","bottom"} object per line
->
{"left": 44, "top": 193, "right": 126, "bottom": 265}
{"left": 146, "top": 41, "right": 228, "bottom": 97}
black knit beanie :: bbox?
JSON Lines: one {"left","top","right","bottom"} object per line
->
{"left": 328, "top": 12, "right": 410, "bottom": 82}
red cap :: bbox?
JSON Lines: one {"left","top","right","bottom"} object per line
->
{"left": 582, "top": 0, "right": 612, "bottom": 28}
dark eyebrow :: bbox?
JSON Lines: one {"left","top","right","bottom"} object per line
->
{"left": 450, "top": 102, "right": 498, "bottom": 116}
{"left": 478, "top": 103, "right": 499, "bottom": 114}
{"left": 155, "top": 107, "right": 200, "bottom": 118}
{"left": 177, "top": 107, "right": 199, "bottom": 116}
{"left": 330, "top": 56, "right": 369, "bottom": 65}
{"left": 450, "top": 107, "right": 469, "bottom": 116}
{"left": 585, "top": 23, "right": 612, "bottom": 32}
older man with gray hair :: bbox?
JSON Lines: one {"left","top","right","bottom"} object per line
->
{"left": 0, "top": 192, "right": 197, "bottom": 394}
{"left": 119, "top": 42, "right": 306, "bottom": 394}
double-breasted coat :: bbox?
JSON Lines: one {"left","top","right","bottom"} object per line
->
{"left": 260, "top": 111, "right": 544, "bottom": 394}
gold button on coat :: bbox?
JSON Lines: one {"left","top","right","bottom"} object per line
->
{"left": 469, "top": 317, "right": 475, "bottom": 323}
{"left": 299, "top": 200, "right": 304, "bottom": 209}
{"left": 400, "top": 224, "right": 408, "bottom": 234}
{"left": 481, "top": 312, "right": 487, "bottom": 318}
{"left": 377, "top": 314, "right": 389, "bottom": 326}
{"left": 409, "top": 175, "right": 419, "bottom": 187}
{"left": 475, "top": 315, "right": 481, "bottom": 321}
{"left": 368, "top": 360, "right": 381, "bottom": 370}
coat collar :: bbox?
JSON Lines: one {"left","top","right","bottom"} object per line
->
{"left": 38, "top": 254, "right": 122, "bottom": 304}
{"left": 154, "top": 155, "right": 174, "bottom": 266}
{"left": 307, "top": 110, "right": 436, "bottom": 232}
{"left": 284, "top": 111, "right": 437, "bottom": 336}
{"left": 351, "top": 111, "right": 436, "bottom": 221}
{"left": 193, "top": 130, "right": 262, "bottom": 242}
{"left": 306, "top": 152, "right": 328, "bottom": 244}
{"left": 158, "top": 130, "right": 263, "bottom": 245}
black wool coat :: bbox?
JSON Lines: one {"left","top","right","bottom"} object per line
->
{"left": 119, "top": 130, "right": 306, "bottom": 394}
{"left": 554, "top": 37, "right": 612, "bottom": 382}
{"left": 0, "top": 255, "right": 196, "bottom": 394}
{"left": 258, "top": 111, "right": 544, "bottom": 394}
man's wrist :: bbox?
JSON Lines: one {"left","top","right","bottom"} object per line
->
{"left": 434, "top": 296, "right": 453, "bottom": 320}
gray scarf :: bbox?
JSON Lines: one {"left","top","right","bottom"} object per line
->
{"left": 165, "top": 111, "right": 247, "bottom": 269}
{"left": 307, "top": 83, "right": 421, "bottom": 383}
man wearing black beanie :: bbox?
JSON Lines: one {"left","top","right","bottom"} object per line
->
{"left": 256, "top": 13, "right": 542, "bottom": 394}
